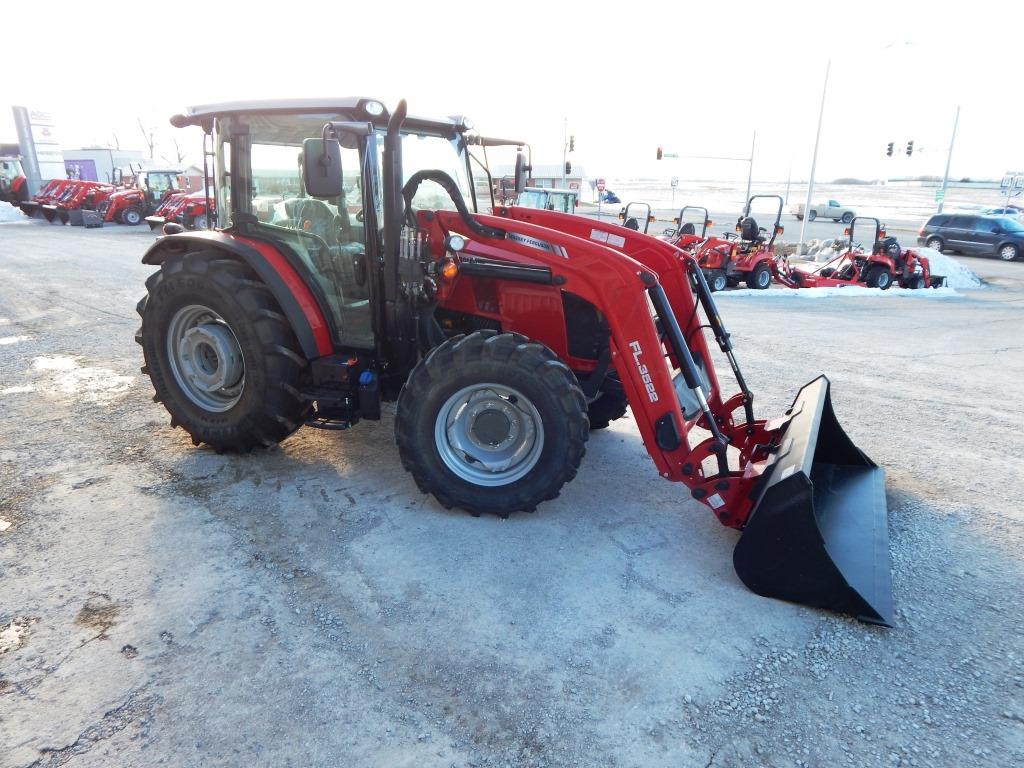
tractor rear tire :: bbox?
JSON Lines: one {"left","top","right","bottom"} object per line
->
{"left": 747, "top": 263, "right": 772, "bottom": 290}
{"left": 866, "top": 265, "right": 893, "bottom": 290}
{"left": 587, "top": 375, "right": 628, "bottom": 430}
{"left": 122, "top": 206, "right": 143, "bottom": 226}
{"left": 136, "top": 251, "right": 310, "bottom": 452}
{"left": 396, "top": 331, "right": 589, "bottom": 517}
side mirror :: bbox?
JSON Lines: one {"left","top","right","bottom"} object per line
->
{"left": 302, "top": 137, "right": 343, "bottom": 198}
{"left": 514, "top": 149, "right": 529, "bottom": 194}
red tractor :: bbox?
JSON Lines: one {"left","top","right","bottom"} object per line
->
{"left": 147, "top": 189, "right": 216, "bottom": 231}
{"left": 659, "top": 205, "right": 713, "bottom": 250}
{"left": 136, "top": 98, "right": 893, "bottom": 625}
{"left": 693, "top": 195, "right": 785, "bottom": 292}
{"left": 98, "top": 167, "right": 184, "bottom": 225}
{"left": 41, "top": 180, "right": 115, "bottom": 224}
{"left": 19, "top": 178, "right": 76, "bottom": 218}
{"left": 617, "top": 201, "right": 655, "bottom": 232}
{"left": 0, "top": 156, "right": 29, "bottom": 206}
{"left": 776, "top": 217, "right": 945, "bottom": 290}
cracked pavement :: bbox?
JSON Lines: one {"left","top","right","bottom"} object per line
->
{"left": 1, "top": 215, "right": 1023, "bottom": 767}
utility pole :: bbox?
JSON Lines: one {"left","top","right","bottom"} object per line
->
{"left": 798, "top": 60, "right": 831, "bottom": 254}
{"left": 936, "top": 105, "right": 960, "bottom": 214}
{"left": 744, "top": 131, "right": 756, "bottom": 205}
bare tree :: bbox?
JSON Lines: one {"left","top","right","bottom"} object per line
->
{"left": 110, "top": 132, "right": 120, "bottom": 150}
{"left": 137, "top": 118, "right": 155, "bottom": 160}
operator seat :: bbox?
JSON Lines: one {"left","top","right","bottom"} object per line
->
{"left": 875, "top": 235, "right": 905, "bottom": 272}
{"left": 679, "top": 222, "right": 696, "bottom": 236}
{"left": 739, "top": 216, "right": 760, "bottom": 242}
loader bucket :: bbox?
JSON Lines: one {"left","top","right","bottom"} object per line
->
{"left": 733, "top": 376, "right": 893, "bottom": 626}
{"left": 41, "top": 205, "right": 58, "bottom": 223}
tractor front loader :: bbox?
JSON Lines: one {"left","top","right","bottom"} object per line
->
{"left": 136, "top": 98, "right": 893, "bottom": 625}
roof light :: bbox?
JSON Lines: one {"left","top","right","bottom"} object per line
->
{"left": 363, "top": 100, "right": 385, "bottom": 117}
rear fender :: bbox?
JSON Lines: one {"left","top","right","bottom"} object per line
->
{"left": 141, "top": 230, "right": 332, "bottom": 359}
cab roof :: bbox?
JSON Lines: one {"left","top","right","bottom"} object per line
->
{"left": 170, "top": 97, "right": 473, "bottom": 140}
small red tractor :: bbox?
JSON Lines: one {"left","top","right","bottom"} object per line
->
{"left": 618, "top": 201, "right": 656, "bottom": 233}
{"left": 137, "top": 98, "right": 893, "bottom": 625}
{"left": 776, "top": 217, "right": 945, "bottom": 290}
{"left": 659, "top": 205, "right": 712, "bottom": 250}
{"left": 0, "top": 156, "right": 29, "bottom": 206}
{"left": 147, "top": 189, "right": 216, "bottom": 231}
{"left": 99, "top": 166, "right": 184, "bottom": 225}
{"left": 693, "top": 195, "right": 785, "bottom": 292}
{"left": 41, "top": 180, "right": 115, "bottom": 224}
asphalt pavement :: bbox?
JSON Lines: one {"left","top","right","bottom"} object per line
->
{"left": 1, "top": 216, "right": 1022, "bottom": 768}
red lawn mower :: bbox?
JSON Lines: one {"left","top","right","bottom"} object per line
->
{"left": 693, "top": 195, "right": 784, "bottom": 292}
{"left": 776, "top": 217, "right": 945, "bottom": 290}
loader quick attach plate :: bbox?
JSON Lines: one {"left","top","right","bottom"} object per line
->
{"left": 733, "top": 376, "right": 893, "bottom": 626}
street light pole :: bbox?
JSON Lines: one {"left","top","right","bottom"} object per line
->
{"left": 936, "top": 105, "right": 959, "bottom": 214}
{"left": 798, "top": 59, "right": 830, "bottom": 254}
{"left": 744, "top": 130, "right": 756, "bottom": 205}
{"left": 561, "top": 116, "right": 567, "bottom": 187}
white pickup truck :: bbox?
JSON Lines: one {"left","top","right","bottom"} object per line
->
{"left": 790, "top": 199, "right": 856, "bottom": 223}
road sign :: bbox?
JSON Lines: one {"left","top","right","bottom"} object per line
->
{"left": 596, "top": 178, "right": 606, "bottom": 192}
{"left": 670, "top": 177, "right": 678, "bottom": 188}
{"left": 934, "top": 189, "right": 945, "bottom": 202}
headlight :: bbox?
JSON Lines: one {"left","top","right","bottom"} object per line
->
{"left": 363, "top": 100, "right": 385, "bottom": 117}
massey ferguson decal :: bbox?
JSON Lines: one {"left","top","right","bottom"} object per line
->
{"left": 629, "top": 340, "right": 659, "bottom": 403}
{"left": 506, "top": 231, "right": 569, "bottom": 259}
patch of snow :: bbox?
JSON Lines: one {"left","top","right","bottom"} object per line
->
{"left": 0, "top": 202, "right": 23, "bottom": 222}
{"left": 721, "top": 286, "right": 964, "bottom": 299}
{"left": 911, "top": 247, "right": 984, "bottom": 289}
{"left": 1, "top": 386, "right": 35, "bottom": 395}
{"left": 0, "top": 519, "right": 10, "bottom": 531}
{"left": 0, "top": 335, "right": 29, "bottom": 345}
{"left": 30, "top": 355, "right": 133, "bottom": 402}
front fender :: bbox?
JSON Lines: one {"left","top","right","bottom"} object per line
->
{"left": 141, "top": 230, "right": 332, "bottom": 359}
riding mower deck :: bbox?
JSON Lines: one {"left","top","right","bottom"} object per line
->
{"left": 776, "top": 217, "right": 945, "bottom": 290}
{"left": 693, "top": 195, "right": 785, "bottom": 292}
{"left": 136, "top": 98, "right": 894, "bottom": 626}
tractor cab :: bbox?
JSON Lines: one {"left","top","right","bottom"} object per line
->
{"left": 515, "top": 187, "right": 578, "bottom": 213}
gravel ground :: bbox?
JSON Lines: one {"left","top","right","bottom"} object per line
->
{"left": 1, "top": 218, "right": 1022, "bottom": 767}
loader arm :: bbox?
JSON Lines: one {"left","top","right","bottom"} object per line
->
{"left": 427, "top": 209, "right": 780, "bottom": 530}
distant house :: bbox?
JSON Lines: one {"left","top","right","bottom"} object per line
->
{"left": 492, "top": 163, "right": 587, "bottom": 192}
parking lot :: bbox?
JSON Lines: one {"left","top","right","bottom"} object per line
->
{"left": 1, "top": 217, "right": 1023, "bottom": 768}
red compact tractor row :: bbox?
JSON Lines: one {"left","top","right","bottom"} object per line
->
{"left": 97, "top": 167, "right": 185, "bottom": 225}
{"left": 0, "top": 156, "right": 29, "bottom": 206}
{"left": 776, "top": 217, "right": 945, "bottom": 290}
{"left": 134, "top": 97, "right": 894, "bottom": 626}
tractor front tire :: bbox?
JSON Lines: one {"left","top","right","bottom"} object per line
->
{"left": 122, "top": 206, "right": 143, "bottom": 226}
{"left": 866, "top": 265, "right": 893, "bottom": 290}
{"left": 396, "top": 331, "right": 589, "bottom": 517}
{"left": 136, "top": 251, "right": 310, "bottom": 452}
{"left": 747, "top": 263, "right": 772, "bottom": 290}
{"left": 709, "top": 269, "right": 728, "bottom": 292}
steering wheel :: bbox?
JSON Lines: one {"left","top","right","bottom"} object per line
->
{"left": 723, "top": 232, "right": 739, "bottom": 241}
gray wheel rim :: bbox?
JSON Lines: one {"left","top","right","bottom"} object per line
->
{"left": 877, "top": 271, "right": 890, "bottom": 288}
{"left": 757, "top": 269, "right": 770, "bottom": 288}
{"left": 194, "top": 214, "right": 208, "bottom": 230}
{"left": 124, "top": 209, "right": 140, "bottom": 224}
{"left": 714, "top": 275, "right": 727, "bottom": 291}
{"left": 434, "top": 383, "right": 544, "bottom": 487}
{"left": 166, "top": 304, "right": 245, "bottom": 412}
{"left": 1000, "top": 245, "right": 1016, "bottom": 261}
{"left": 928, "top": 239, "right": 942, "bottom": 250}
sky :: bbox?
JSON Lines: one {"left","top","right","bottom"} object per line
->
{"left": 3, "top": 0, "right": 1022, "bottom": 183}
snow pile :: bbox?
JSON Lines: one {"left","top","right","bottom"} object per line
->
{"left": 911, "top": 247, "right": 983, "bottom": 289}
{"left": 0, "top": 202, "right": 23, "bottom": 222}
{"left": 721, "top": 286, "right": 963, "bottom": 299}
